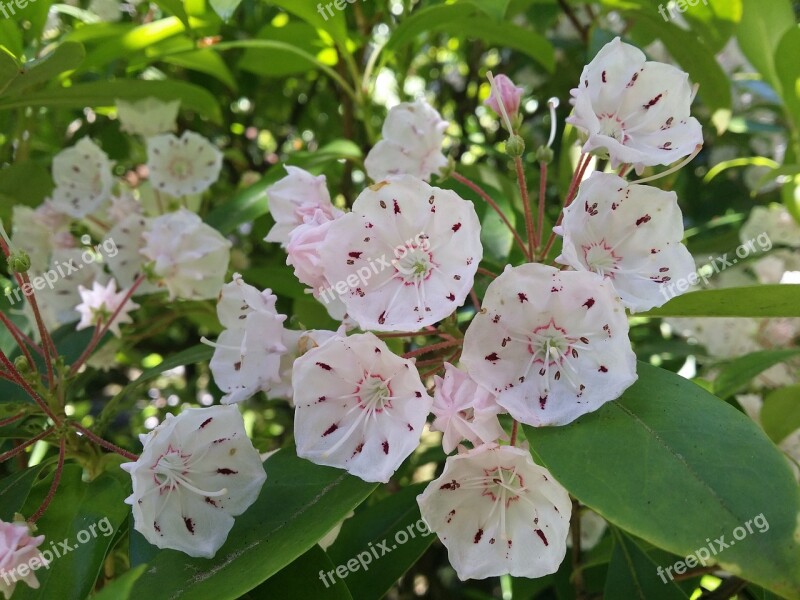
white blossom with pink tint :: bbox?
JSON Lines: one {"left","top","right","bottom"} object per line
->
{"left": 146, "top": 131, "right": 222, "bottom": 197}
{"left": 286, "top": 209, "right": 337, "bottom": 291}
{"left": 461, "top": 264, "right": 637, "bottom": 427}
{"left": 319, "top": 176, "right": 482, "bottom": 332}
{"left": 417, "top": 444, "right": 571, "bottom": 580}
{"left": 265, "top": 166, "right": 343, "bottom": 246}
{"left": 431, "top": 363, "right": 506, "bottom": 454}
{"left": 292, "top": 332, "right": 432, "bottom": 483}
{"left": 554, "top": 172, "right": 695, "bottom": 312}
{"left": 0, "top": 520, "right": 47, "bottom": 599}
{"left": 485, "top": 74, "right": 524, "bottom": 122}
{"left": 121, "top": 405, "right": 266, "bottom": 558}
{"left": 567, "top": 37, "right": 703, "bottom": 173}
{"left": 365, "top": 101, "right": 449, "bottom": 182}
{"left": 75, "top": 279, "right": 140, "bottom": 337}
{"left": 207, "top": 274, "right": 288, "bottom": 404}
{"left": 271, "top": 328, "right": 342, "bottom": 403}
{"left": 51, "top": 137, "right": 114, "bottom": 218}
{"left": 141, "top": 209, "right": 231, "bottom": 300}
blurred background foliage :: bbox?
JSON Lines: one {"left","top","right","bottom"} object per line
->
{"left": 1, "top": 0, "right": 799, "bottom": 598}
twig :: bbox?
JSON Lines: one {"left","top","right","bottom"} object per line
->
{"left": 69, "top": 422, "right": 139, "bottom": 461}
{"left": 403, "top": 339, "right": 463, "bottom": 360}
{"left": 29, "top": 437, "right": 65, "bottom": 523}
{"left": 514, "top": 157, "right": 535, "bottom": 259}
{"left": 0, "top": 427, "right": 53, "bottom": 463}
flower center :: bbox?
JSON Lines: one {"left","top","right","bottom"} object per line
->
{"left": 598, "top": 113, "right": 630, "bottom": 144}
{"left": 167, "top": 157, "right": 194, "bottom": 181}
{"left": 481, "top": 466, "right": 525, "bottom": 509}
{"left": 393, "top": 245, "right": 436, "bottom": 285}
{"left": 582, "top": 240, "right": 621, "bottom": 277}
{"left": 151, "top": 445, "right": 228, "bottom": 497}
{"left": 527, "top": 319, "right": 575, "bottom": 366}
{"left": 356, "top": 374, "right": 393, "bottom": 413}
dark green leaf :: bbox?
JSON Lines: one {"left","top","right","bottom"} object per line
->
{"left": 714, "top": 349, "right": 800, "bottom": 399}
{"left": 1, "top": 41, "right": 85, "bottom": 97}
{"left": 248, "top": 545, "right": 353, "bottom": 599}
{"left": 761, "top": 385, "right": 800, "bottom": 445}
{"left": 0, "top": 464, "right": 47, "bottom": 521}
{"left": 605, "top": 529, "right": 688, "bottom": 599}
{"left": 90, "top": 565, "right": 147, "bottom": 600}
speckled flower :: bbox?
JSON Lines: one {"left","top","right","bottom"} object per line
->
{"left": 51, "top": 137, "right": 114, "bottom": 218}
{"left": 417, "top": 444, "right": 571, "bottom": 580}
{"left": 122, "top": 405, "right": 266, "bottom": 558}
{"left": 146, "top": 132, "right": 222, "bottom": 197}
{"left": 461, "top": 264, "right": 637, "bottom": 427}
{"left": 293, "top": 332, "right": 432, "bottom": 483}
{"left": 365, "top": 101, "right": 449, "bottom": 182}
{"left": 286, "top": 209, "right": 338, "bottom": 292}
{"left": 554, "top": 172, "right": 695, "bottom": 312}
{"left": 431, "top": 363, "right": 506, "bottom": 454}
{"left": 319, "top": 176, "right": 482, "bottom": 332}
{"left": 567, "top": 37, "right": 703, "bottom": 173}
{"left": 75, "top": 279, "right": 140, "bottom": 337}
{"left": 0, "top": 520, "right": 48, "bottom": 599}
{"left": 116, "top": 97, "right": 180, "bottom": 138}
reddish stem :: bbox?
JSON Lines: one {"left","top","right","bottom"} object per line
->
{"left": 541, "top": 154, "right": 592, "bottom": 260}
{"left": 0, "top": 311, "right": 41, "bottom": 370}
{"left": 514, "top": 157, "right": 535, "bottom": 260}
{"left": 452, "top": 172, "right": 532, "bottom": 260}
{"left": 17, "top": 273, "right": 56, "bottom": 390}
{"left": 0, "top": 412, "right": 25, "bottom": 428}
{"left": 403, "top": 339, "right": 462, "bottom": 360}
{"left": 477, "top": 267, "right": 498, "bottom": 279}
{"left": 534, "top": 161, "right": 548, "bottom": 253}
{"left": 469, "top": 288, "right": 481, "bottom": 311}
{"left": 70, "top": 422, "right": 139, "bottom": 461}
{"left": 0, "top": 427, "right": 53, "bottom": 463}
{"left": 29, "top": 438, "right": 65, "bottom": 523}
{"left": 69, "top": 274, "right": 145, "bottom": 376}
{"left": 510, "top": 420, "right": 520, "bottom": 446}
{"left": 0, "top": 350, "right": 61, "bottom": 424}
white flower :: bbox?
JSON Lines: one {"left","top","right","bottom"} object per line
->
{"left": 106, "top": 193, "right": 142, "bottom": 223}
{"left": 207, "top": 274, "right": 288, "bottom": 404}
{"left": 365, "top": 101, "right": 449, "bottom": 182}
{"left": 121, "top": 405, "right": 267, "bottom": 559}
{"left": 146, "top": 132, "right": 222, "bottom": 197}
{"left": 668, "top": 317, "right": 760, "bottom": 359}
{"left": 0, "top": 520, "right": 47, "bottom": 599}
{"left": 431, "top": 363, "right": 506, "bottom": 454}
{"left": 141, "top": 209, "right": 231, "bottom": 300}
{"left": 461, "top": 264, "right": 637, "bottom": 427}
{"left": 271, "top": 328, "right": 342, "bottom": 403}
{"left": 292, "top": 332, "right": 432, "bottom": 483}
{"left": 554, "top": 172, "right": 695, "bottom": 312}
{"left": 116, "top": 97, "right": 180, "bottom": 138}
{"left": 105, "top": 214, "right": 160, "bottom": 296}
{"left": 75, "top": 279, "right": 139, "bottom": 337}
{"left": 51, "top": 137, "right": 114, "bottom": 218}
{"left": 265, "top": 166, "right": 343, "bottom": 246}
{"left": 740, "top": 204, "right": 800, "bottom": 249}
{"left": 319, "top": 176, "right": 482, "bottom": 332}
{"left": 567, "top": 37, "right": 703, "bottom": 173}
{"left": 12, "top": 206, "right": 59, "bottom": 272}
{"left": 286, "top": 209, "right": 337, "bottom": 291}
{"left": 417, "top": 444, "right": 571, "bottom": 580}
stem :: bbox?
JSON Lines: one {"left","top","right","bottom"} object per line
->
{"left": 0, "top": 311, "right": 41, "bottom": 370}
{"left": 0, "top": 412, "right": 25, "bottom": 427}
{"left": 0, "top": 350, "right": 61, "bottom": 424}
{"left": 70, "top": 422, "right": 139, "bottom": 461}
{"left": 0, "top": 427, "right": 53, "bottom": 463}
{"left": 540, "top": 154, "right": 592, "bottom": 260}
{"left": 534, "top": 161, "right": 548, "bottom": 252}
{"left": 403, "top": 339, "right": 463, "bottom": 360}
{"left": 571, "top": 498, "right": 586, "bottom": 599}
{"left": 510, "top": 420, "right": 519, "bottom": 446}
{"left": 477, "top": 267, "right": 498, "bottom": 279}
{"left": 452, "top": 172, "right": 532, "bottom": 260}
{"left": 514, "top": 157, "right": 536, "bottom": 260}
{"left": 69, "top": 274, "right": 145, "bottom": 376}
{"left": 17, "top": 272, "right": 57, "bottom": 390}
{"left": 556, "top": 0, "right": 588, "bottom": 42}
{"left": 469, "top": 288, "right": 481, "bottom": 311}
{"left": 29, "top": 437, "right": 65, "bottom": 523}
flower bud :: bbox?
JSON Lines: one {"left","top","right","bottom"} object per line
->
{"left": 505, "top": 135, "right": 526, "bottom": 158}
{"left": 536, "top": 145, "right": 554, "bottom": 164}
{"left": 485, "top": 75, "right": 525, "bottom": 125}
{"left": 6, "top": 250, "right": 31, "bottom": 274}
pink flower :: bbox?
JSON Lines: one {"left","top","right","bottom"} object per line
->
{"left": 484, "top": 74, "right": 524, "bottom": 123}
{"left": 0, "top": 520, "right": 47, "bottom": 599}
{"left": 286, "top": 209, "right": 338, "bottom": 292}
{"left": 431, "top": 364, "right": 506, "bottom": 453}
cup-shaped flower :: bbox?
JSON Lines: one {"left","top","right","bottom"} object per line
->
{"left": 75, "top": 279, "right": 140, "bottom": 337}
{"left": 293, "top": 332, "right": 432, "bottom": 483}
{"left": 417, "top": 444, "right": 571, "bottom": 580}
{"left": 265, "top": 166, "right": 343, "bottom": 246}
{"left": 121, "top": 405, "right": 267, "bottom": 559}
{"left": 431, "top": 363, "right": 506, "bottom": 454}
{"left": 554, "top": 172, "right": 695, "bottom": 312}
{"left": 286, "top": 209, "right": 338, "bottom": 291}
{"left": 51, "top": 137, "right": 114, "bottom": 218}
{"left": 461, "top": 264, "right": 637, "bottom": 427}
{"left": 567, "top": 37, "right": 703, "bottom": 173}
{"left": 141, "top": 209, "right": 231, "bottom": 300}
{"left": 319, "top": 176, "right": 482, "bottom": 332}
{"left": 216, "top": 272, "right": 280, "bottom": 330}
{"left": 146, "top": 131, "right": 223, "bottom": 197}
{"left": 116, "top": 97, "right": 180, "bottom": 138}
{"left": 365, "top": 101, "right": 449, "bottom": 182}
{"left": 0, "top": 520, "right": 47, "bottom": 599}
{"left": 271, "top": 328, "right": 342, "bottom": 403}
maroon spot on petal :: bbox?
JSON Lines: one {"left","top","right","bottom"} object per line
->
{"left": 205, "top": 497, "right": 219, "bottom": 507}
{"left": 393, "top": 199, "right": 401, "bottom": 214}
{"left": 349, "top": 251, "right": 363, "bottom": 259}
{"left": 382, "top": 440, "right": 389, "bottom": 455}
{"left": 601, "top": 70, "right": 607, "bottom": 83}
{"left": 375, "top": 347, "right": 382, "bottom": 353}
{"left": 485, "top": 352, "right": 500, "bottom": 363}
{"left": 452, "top": 222, "right": 462, "bottom": 232}
{"left": 323, "top": 423, "right": 338, "bottom": 436}
{"left": 379, "top": 200, "right": 387, "bottom": 209}
{"left": 489, "top": 538, "right": 495, "bottom": 544}
{"left": 217, "top": 468, "right": 238, "bottom": 475}
{"left": 636, "top": 214, "right": 652, "bottom": 226}
{"left": 415, "top": 391, "right": 422, "bottom": 398}
{"left": 518, "top": 292, "right": 528, "bottom": 303}
{"left": 316, "top": 362, "right": 332, "bottom": 371}
{"left": 598, "top": 365, "right": 608, "bottom": 373}
{"left": 212, "top": 437, "right": 229, "bottom": 445}
{"left": 378, "top": 311, "right": 387, "bottom": 325}
{"left": 154, "top": 521, "right": 161, "bottom": 533}
{"left": 407, "top": 423, "right": 414, "bottom": 431}
{"left": 446, "top": 509, "right": 456, "bottom": 523}
{"left": 233, "top": 361, "right": 242, "bottom": 372}
{"left": 580, "top": 336, "right": 589, "bottom": 344}
{"left": 554, "top": 371, "right": 561, "bottom": 381}
{"left": 352, "top": 443, "right": 364, "bottom": 457}
{"left": 492, "top": 314, "right": 501, "bottom": 323}
{"left": 643, "top": 93, "right": 663, "bottom": 109}
{"left": 446, "top": 293, "right": 455, "bottom": 301}
{"left": 184, "top": 518, "right": 195, "bottom": 534}
{"left": 535, "top": 529, "right": 549, "bottom": 546}
{"left": 583, "top": 298, "right": 595, "bottom": 309}
{"left": 474, "top": 529, "right": 483, "bottom": 544}
{"left": 318, "top": 395, "right": 326, "bottom": 402}
{"left": 659, "top": 141, "right": 672, "bottom": 150}
{"left": 440, "top": 479, "right": 460, "bottom": 491}
{"left": 627, "top": 72, "right": 639, "bottom": 87}
{"left": 199, "top": 417, "right": 213, "bottom": 429}
{"left": 659, "top": 267, "right": 669, "bottom": 273}
{"left": 428, "top": 195, "right": 435, "bottom": 204}
{"left": 539, "top": 395, "right": 548, "bottom": 410}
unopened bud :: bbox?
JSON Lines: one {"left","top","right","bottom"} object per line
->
{"left": 14, "top": 355, "right": 30, "bottom": 373}
{"left": 505, "top": 135, "right": 526, "bottom": 158}
{"left": 6, "top": 250, "right": 30, "bottom": 274}
{"left": 535, "top": 145, "right": 554, "bottom": 164}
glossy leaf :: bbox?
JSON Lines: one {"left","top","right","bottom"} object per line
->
{"left": 0, "top": 464, "right": 47, "bottom": 521}
{"left": 526, "top": 362, "right": 800, "bottom": 598}
{"left": 761, "top": 385, "right": 800, "bottom": 445}
{"left": 605, "top": 529, "right": 688, "bottom": 599}
{"left": 644, "top": 285, "right": 800, "bottom": 318}
{"left": 248, "top": 545, "right": 353, "bottom": 600}
{"left": 714, "top": 349, "right": 800, "bottom": 399}
{"left": 1, "top": 41, "right": 85, "bottom": 96}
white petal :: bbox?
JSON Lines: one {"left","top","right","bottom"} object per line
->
{"left": 146, "top": 132, "right": 222, "bottom": 198}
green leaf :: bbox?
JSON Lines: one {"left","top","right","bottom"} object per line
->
{"left": 703, "top": 157, "right": 780, "bottom": 184}
{"left": 153, "top": 0, "right": 193, "bottom": 32}
{"left": 159, "top": 47, "right": 238, "bottom": 91}
{"left": 249, "top": 545, "right": 353, "bottom": 599}
{"left": 210, "top": 0, "right": 242, "bottom": 21}
{"left": 775, "top": 26, "right": 800, "bottom": 135}
{"left": 761, "top": 385, "right": 800, "bottom": 444}
{"left": 525, "top": 362, "right": 800, "bottom": 598}
{"left": 0, "top": 161, "right": 53, "bottom": 222}
{"left": 385, "top": 4, "right": 478, "bottom": 52}
{"left": 1, "top": 41, "right": 85, "bottom": 97}
{"left": 327, "top": 484, "right": 435, "bottom": 600}
{"left": 0, "top": 464, "right": 46, "bottom": 521}
{"left": 0, "top": 46, "right": 20, "bottom": 95}
{"left": 15, "top": 465, "right": 130, "bottom": 600}
{"left": 205, "top": 173, "right": 277, "bottom": 235}
{"left": 264, "top": 0, "right": 349, "bottom": 51}
{"left": 0, "top": 79, "right": 222, "bottom": 122}
{"left": 644, "top": 285, "right": 800, "bottom": 318}
{"left": 714, "top": 349, "right": 800, "bottom": 399}
{"left": 605, "top": 529, "right": 688, "bottom": 599}
{"left": 456, "top": 0, "right": 511, "bottom": 21}
{"left": 736, "top": 0, "right": 794, "bottom": 91}
{"left": 238, "top": 23, "right": 324, "bottom": 78}
{"left": 90, "top": 565, "right": 147, "bottom": 600}
{"left": 130, "top": 449, "right": 376, "bottom": 599}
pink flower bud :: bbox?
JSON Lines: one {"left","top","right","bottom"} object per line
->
{"left": 484, "top": 74, "right": 524, "bottom": 121}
